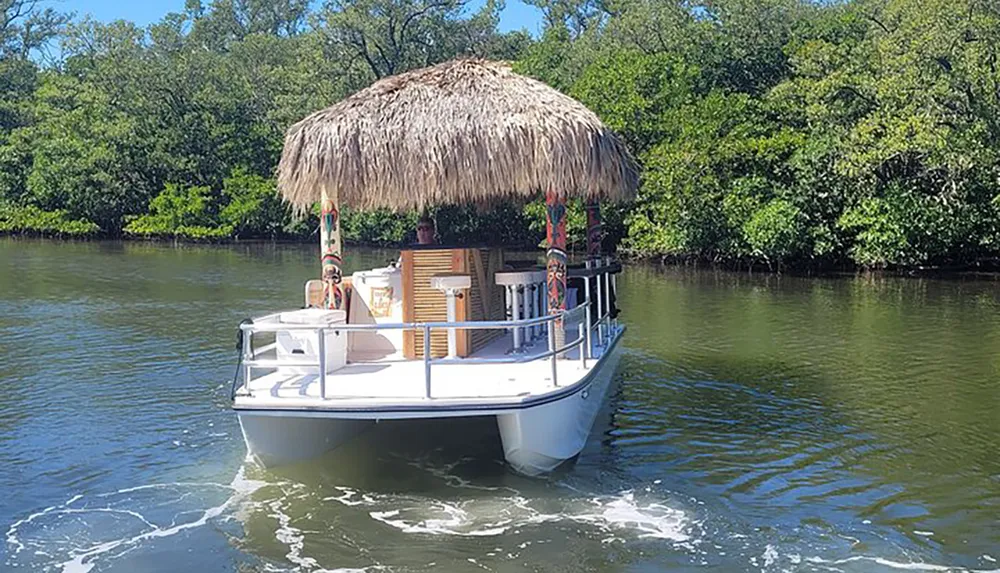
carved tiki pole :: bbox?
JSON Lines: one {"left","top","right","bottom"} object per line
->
{"left": 546, "top": 189, "right": 567, "bottom": 350}
{"left": 320, "top": 187, "right": 344, "bottom": 310}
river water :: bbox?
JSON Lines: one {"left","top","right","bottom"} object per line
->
{"left": 1, "top": 238, "right": 998, "bottom": 572}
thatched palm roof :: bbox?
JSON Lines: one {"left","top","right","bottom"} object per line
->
{"left": 277, "top": 59, "right": 639, "bottom": 212}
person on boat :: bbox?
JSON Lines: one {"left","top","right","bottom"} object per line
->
{"left": 390, "top": 215, "right": 437, "bottom": 269}
{"left": 416, "top": 215, "right": 436, "bottom": 245}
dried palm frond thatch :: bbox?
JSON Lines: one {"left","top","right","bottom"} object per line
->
{"left": 278, "top": 59, "right": 638, "bottom": 212}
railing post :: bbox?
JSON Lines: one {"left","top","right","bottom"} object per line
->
{"left": 604, "top": 267, "right": 611, "bottom": 333}
{"left": 242, "top": 328, "right": 252, "bottom": 397}
{"left": 444, "top": 289, "right": 459, "bottom": 359}
{"left": 423, "top": 325, "right": 432, "bottom": 399}
{"left": 583, "top": 276, "right": 592, "bottom": 359}
{"left": 548, "top": 326, "right": 557, "bottom": 387}
{"left": 596, "top": 269, "right": 604, "bottom": 346}
{"left": 578, "top": 322, "right": 586, "bottom": 369}
{"left": 511, "top": 285, "right": 522, "bottom": 351}
{"left": 529, "top": 284, "right": 539, "bottom": 340}
{"left": 611, "top": 270, "right": 618, "bottom": 330}
{"left": 521, "top": 283, "right": 534, "bottom": 346}
{"left": 505, "top": 284, "right": 514, "bottom": 336}
{"left": 317, "top": 328, "right": 327, "bottom": 399}
{"left": 539, "top": 282, "right": 547, "bottom": 337}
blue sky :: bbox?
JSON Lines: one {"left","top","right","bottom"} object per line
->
{"left": 56, "top": 0, "right": 545, "bottom": 35}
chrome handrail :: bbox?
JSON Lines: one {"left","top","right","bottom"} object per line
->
{"left": 240, "top": 307, "right": 582, "bottom": 333}
{"left": 241, "top": 304, "right": 588, "bottom": 368}
{"left": 236, "top": 281, "right": 612, "bottom": 400}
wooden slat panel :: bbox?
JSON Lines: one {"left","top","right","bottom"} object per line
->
{"left": 410, "top": 249, "right": 454, "bottom": 358}
{"left": 401, "top": 247, "right": 508, "bottom": 359}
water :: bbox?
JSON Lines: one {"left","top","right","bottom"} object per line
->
{"left": 1, "top": 238, "right": 998, "bottom": 572}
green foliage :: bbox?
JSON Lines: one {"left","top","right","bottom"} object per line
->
{"left": 743, "top": 199, "right": 804, "bottom": 263}
{"left": 837, "top": 196, "right": 914, "bottom": 268}
{"left": 340, "top": 208, "right": 415, "bottom": 246}
{"left": 604, "top": 0, "right": 1000, "bottom": 269}
{"left": 571, "top": 51, "right": 700, "bottom": 155}
{"left": 435, "top": 203, "right": 537, "bottom": 247}
{"left": 523, "top": 199, "right": 584, "bottom": 248}
{"left": 219, "top": 170, "right": 286, "bottom": 239}
{"left": 338, "top": 203, "right": 539, "bottom": 248}
{"left": 515, "top": 24, "right": 592, "bottom": 92}
{"left": 124, "top": 183, "right": 231, "bottom": 240}
{"left": 0, "top": 0, "right": 530, "bottom": 243}
{"left": 1, "top": 1, "right": 70, "bottom": 60}
{"left": 0, "top": 203, "right": 99, "bottom": 236}
{"left": 2, "top": 0, "right": 1000, "bottom": 269}
{"left": 318, "top": 0, "right": 528, "bottom": 81}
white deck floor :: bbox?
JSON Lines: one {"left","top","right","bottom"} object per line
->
{"left": 237, "top": 331, "right": 599, "bottom": 410}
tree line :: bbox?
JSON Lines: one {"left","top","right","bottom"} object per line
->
{"left": 1, "top": 0, "right": 999, "bottom": 269}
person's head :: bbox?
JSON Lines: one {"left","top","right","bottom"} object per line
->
{"left": 416, "top": 216, "right": 436, "bottom": 245}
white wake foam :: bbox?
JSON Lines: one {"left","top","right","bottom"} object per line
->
{"left": 4, "top": 465, "right": 267, "bottom": 573}
{"left": 805, "top": 556, "right": 1000, "bottom": 572}
{"left": 326, "top": 481, "right": 691, "bottom": 544}
{"left": 337, "top": 456, "right": 695, "bottom": 543}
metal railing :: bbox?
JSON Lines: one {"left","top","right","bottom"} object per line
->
{"left": 235, "top": 301, "right": 609, "bottom": 400}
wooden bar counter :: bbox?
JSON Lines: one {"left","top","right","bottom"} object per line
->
{"left": 400, "top": 246, "right": 507, "bottom": 359}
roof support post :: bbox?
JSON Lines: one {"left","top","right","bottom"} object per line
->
{"left": 546, "top": 189, "right": 567, "bottom": 356}
{"left": 585, "top": 201, "right": 602, "bottom": 346}
{"left": 585, "top": 202, "right": 602, "bottom": 261}
{"left": 320, "top": 187, "right": 344, "bottom": 310}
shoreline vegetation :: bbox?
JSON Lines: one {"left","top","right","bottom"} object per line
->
{"left": 7, "top": 234, "right": 1000, "bottom": 278}
{"left": 2, "top": 0, "right": 999, "bottom": 272}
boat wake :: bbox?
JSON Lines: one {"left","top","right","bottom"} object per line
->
{"left": 799, "top": 555, "right": 1000, "bottom": 573}
{"left": 345, "top": 487, "right": 692, "bottom": 543}
{"left": 308, "top": 452, "right": 694, "bottom": 545}
{"left": 4, "top": 463, "right": 267, "bottom": 573}
{"left": 8, "top": 454, "right": 993, "bottom": 573}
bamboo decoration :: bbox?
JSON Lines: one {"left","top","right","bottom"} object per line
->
{"left": 320, "top": 187, "right": 343, "bottom": 310}
{"left": 546, "top": 189, "right": 568, "bottom": 350}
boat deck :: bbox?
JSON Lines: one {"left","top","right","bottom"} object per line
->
{"left": 236, "top": 331, "right": 599, "bottom": 413}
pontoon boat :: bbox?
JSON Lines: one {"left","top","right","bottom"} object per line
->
{"left": 229, "top": 59, "right": 639, "bottom": 476}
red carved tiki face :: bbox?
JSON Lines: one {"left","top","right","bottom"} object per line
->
{"left": 546, "top": 251, "right": 567, "bottom": 310}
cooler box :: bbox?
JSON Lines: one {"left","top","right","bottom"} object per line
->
{"left": 275, "top": 309, "right": 347, "bottom": 374}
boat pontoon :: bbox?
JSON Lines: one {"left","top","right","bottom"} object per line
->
{"left": 229, "top": 59, "right": 639, "bottom": 476}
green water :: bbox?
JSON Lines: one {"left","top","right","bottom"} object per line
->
{"left": 1, "top": 238, "right": 998, "bottom": 572}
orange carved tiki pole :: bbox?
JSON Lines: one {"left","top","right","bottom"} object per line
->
{"left": 320, "top": 187, "right": 343, "bottom": 310}
{"left": 546, "top": 189, "right": 567, "bottom": 350}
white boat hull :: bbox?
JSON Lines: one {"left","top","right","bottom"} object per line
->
{"left": 496, "top": 332, "right": 623, "bottom": 475}
{"left": 234, "top": 327, "right": 625, "bottom": 474}
{"left": 238, "top": 414, "right": 372, "bottom": 466}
